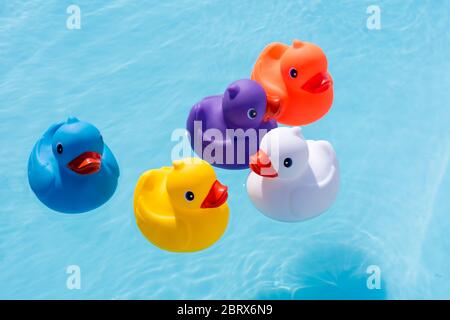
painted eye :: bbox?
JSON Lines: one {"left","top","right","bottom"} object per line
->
{"left": 289, "top": 68, "right": 298, "bottom": 78}
{"left": 283, "top": 157, "right": 293, "bottom": 168}
{"left": 185, "top": 191, "right": 195, "bottom": 201}
{"left": 247, "top": 108, "right": 257, "bottom": 119}
{"left": 56, "top": 143, "right": 63, "bottom": 154}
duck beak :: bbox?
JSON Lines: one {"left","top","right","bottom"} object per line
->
{"left": 263, "top": 96, "right": 281, "bottom": 122}
{"left": 301, "top": 72, "right": 333, "bottom": 94}
{"left": 68, "top": 152, "right": 102, "bottom": 175}
{"left": 249, "top": 150, "right": 278, "bottom": 178}
{"left": 201, "top": 180, "right": 228, "bottom": 209}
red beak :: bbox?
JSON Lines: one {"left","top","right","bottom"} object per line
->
{"left": 201, "top": 180, "right": 228, "bottom": 209}
{"left": 263, "top": 95, "right": 281, "bottom": 122}
{"left": 302, "top": 72, "right": 333, "bottom": 94}
{"left": 67, "top": 152, "right": 102, "bottom": 175}
{"left": 249, "top": 150, "right": 278, "bottom": 178}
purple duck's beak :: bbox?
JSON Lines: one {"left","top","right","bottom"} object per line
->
{"left": 263, "top": 96, "right": 281, "bottom": 122}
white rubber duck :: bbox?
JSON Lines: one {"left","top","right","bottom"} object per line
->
{"left": 246, "top": 127, "right": 339, "bottom": 222}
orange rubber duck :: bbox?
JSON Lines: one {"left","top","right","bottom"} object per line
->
{"left": 251, "top": 40, "right": 333, "bottom": 126}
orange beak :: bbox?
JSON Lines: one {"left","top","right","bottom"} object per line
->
{"left": 302, "top": 72, "right": 333, "bottom": 94}
{"left": 249, "top": 150, "right": 278, "bottom": 178}
{"left": 67, "top": 152, "right": 102, "bottom": 175}
{"left": 201, "top": 180, "right": 228, "bottom": 209}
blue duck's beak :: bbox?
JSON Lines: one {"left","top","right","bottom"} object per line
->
{"left": 250, "top": 150, "right": 278, "bottom": 178}
{"left": 68, "top": 152, "right": 102, "bottom": 175}
{"left": 201, "top": 180, "right": 228, "bottom": 209}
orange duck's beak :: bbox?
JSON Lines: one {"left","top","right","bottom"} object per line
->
{"left": 302, "top": 72, "right": 333, "bottom": 94}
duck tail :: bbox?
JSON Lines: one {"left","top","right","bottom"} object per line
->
{"left": 43, "top": 121, "right": 65, "bottom": 139}
{"left": 134, "top": 170, "right": 157, "bottom": 222}
{"left": 134, "top": 170, "right": 158, "bottom": 199}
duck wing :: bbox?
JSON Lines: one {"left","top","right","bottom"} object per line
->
{"left": 28, "top": 121, "right": 65, "bottom": 192}
{"left": 308, "top": 140, "right": 338, "bottom": 186}
{"left": 133, "top": 169, "right": 176, "bottom": 225}
{"left": 287, "top": 141, "right": 339, "bottom": 219}
{"left": 190, "top": 100, "right": 233, "bottom": 148}
{"left": 252, "top": 42, "right": 287, "bottom": 103}
{"left": 28, "top": 139, "right": 56, "bottom": 194}
{"left": 134, "top": 170, "right": 193, "bottom": 251}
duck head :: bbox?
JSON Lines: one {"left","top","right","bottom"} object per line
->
{"left": 52, "top": 117, "right": 104, "bottom": 175}
{"left": 275, "top": 40, "right": 334, "bottom": 125}
{"left": 222, "top": 79, "right": 267, "bottom": 129}
{"left": 167, "top": 158, "right": 228, "bottom": 214}
{"left": 250, "top": 127, "right": 309, "bottom": 180}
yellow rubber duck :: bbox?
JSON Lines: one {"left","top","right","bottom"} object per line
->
{"left": 133, "top": 158, "right": 229, "bottom": 252}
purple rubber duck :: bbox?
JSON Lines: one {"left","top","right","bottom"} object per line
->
{"left": 186, "top": 79, "right": 277, "bottom": 169}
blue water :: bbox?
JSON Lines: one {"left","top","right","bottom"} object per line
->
{"left": 1, "top": 0, "right": 449, "bottom": 299}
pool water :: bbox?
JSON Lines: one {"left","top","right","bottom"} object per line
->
{"left": 0, "top": 0, "right": 449, "bottom": 299}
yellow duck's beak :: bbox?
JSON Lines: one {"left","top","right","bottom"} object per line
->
{"left": 201, "top": 180, "right": 228, "bottom": 209}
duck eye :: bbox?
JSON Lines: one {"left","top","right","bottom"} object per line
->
{"left": 247, "top": 108, "right": 257, "bottom": 119}
{"left": 56, "top": 143, "right": 63, "bottom": 154}
{"left": 289, "top": 68, "right": 298, "bottom": 78}
{"left": 283, "top": 157, "right": 293, "bottom": 168}
{"left": 185, "top": 191, "right": 195, "bottom": 201}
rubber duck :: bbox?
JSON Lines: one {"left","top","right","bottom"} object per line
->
{"left": 186, "top": 79, "right": 277, "bottom": 170}
{"left": 133, "top": 158, "right": 229, "bottom": 252}
{"left": 246, "top": 127, "right": 339, "bottom": 222}
{"left": 251, "top": 40, "right": 334, "bottom": 126}
{"left": 28, "top": 117, "right": 119, "bottom": 213}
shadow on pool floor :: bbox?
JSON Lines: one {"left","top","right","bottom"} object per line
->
{"left": 256, "top": 243, "right": 388, "bottom": 300}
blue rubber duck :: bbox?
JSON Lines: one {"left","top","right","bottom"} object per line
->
{"left": 28, "top": 117, "right": 120, "bottom": 213}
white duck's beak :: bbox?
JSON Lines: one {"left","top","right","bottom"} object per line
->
{"left": 249, "top": 150, "right": 278, "bottom": 178}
